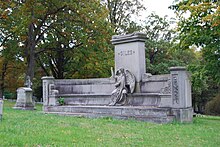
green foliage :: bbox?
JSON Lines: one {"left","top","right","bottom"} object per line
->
{"left": 171, "top": 0, "right": 220, "bottom": 84}
{"left": 58, "top": 97, "right": 65, "bottom": 105}
{"left": 3, "top": 91, "right": 16, "bottom": 99}
{"left": 143, "top": 13, "right": 185, "bottom": 74}
{"left": 1, "top": 101, "right": 220, "bottom": 146}
{"left": 205, "top": 93, "right": 220, "bottom": 115}
{"left": 170, "top": 0, "right": 220, "bottom": 112}
{"left": 0, "top": 0, "right": 114, "bottom": 82}
{"left": 104, "top": 0, "right": 146, "bottom": 33}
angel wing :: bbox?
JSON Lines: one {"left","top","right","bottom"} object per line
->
{"left": 125, "top": 69, "right": 136, "bottom": 93}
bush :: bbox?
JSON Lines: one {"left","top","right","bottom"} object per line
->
{"left": 33, "top": 85, "right": 43, "bottom": 102}
{"left": 3, "top": 91, "right": 16, "bottom": 99}
{"left": 58, "top": 97, "right": 65, "bottom": 105}
{"left": 205, "top": 93, "right": 220, "bottom": 115}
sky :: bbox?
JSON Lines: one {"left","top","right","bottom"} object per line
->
{"left": 141, "top": 0, "right": 176, "bottom": 18}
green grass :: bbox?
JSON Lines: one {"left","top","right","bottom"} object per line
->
{"left": 1, "top": 101, "right": 220, "bottom": 147}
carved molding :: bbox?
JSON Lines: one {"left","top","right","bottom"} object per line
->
{"left": 160, "top": 80, "right": 171, "bottom": 94}
{"left": 172, "top": 75, "right": 179, "bottom": 104}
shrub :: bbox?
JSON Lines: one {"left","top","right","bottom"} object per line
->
{"left": 3, "top": 91, "right": 16, "bottom": 99}
{"left": 58, "top": 97, "right": 65, "bottom": 105}
{"left": 205, "top": 93, "right": 220, "bottom": 115}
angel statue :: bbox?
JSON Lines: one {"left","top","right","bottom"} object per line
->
{"left": 109, "top": 68, "right": 135, "bottom": 106}
{"left": 24, "top": 75, "right": 32, "bottom": 88}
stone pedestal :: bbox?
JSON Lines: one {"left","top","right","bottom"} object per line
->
{"left": 42, "top": 76, "right": 55, "bottom": 106}
{"left": 170, "top": 67, "right": 192, "bottom": 108}
{"left": 170, "top": 67, "right": 193, "bottom": 122}
{"left": 111, "top": 32, "right": 147, "bottom": 92}
{"left": 0, "top": 99, "right": 3, "bottom": 121}
{"left": 14, "top": 87, "right": 35, "bottom": 110}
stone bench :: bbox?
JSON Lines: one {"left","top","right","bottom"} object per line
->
{"left": 56, "top": 93, "right": 171, "bottom": 107}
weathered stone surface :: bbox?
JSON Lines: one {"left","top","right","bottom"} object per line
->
{"left": 112, "top": 32, "right": 147, "bottom": 92}
{"left": 42, "top": 76, "right": 55, "bottom": 106}
{"left": 44, "top": 105, "right": 174, "bottom": 124}
{"left": 0, "top": 99, "right": 3, "bottom": 121}
{"left": 172, "top": 107, "right": 193, "bottom": 123}
{"left": 169, "top": 67, "right": 193, "bottom": 122}
{"left": 55, "top": 78, "right": 115, "bottom": 94}
{"left": 141, "top": 74, "right": 171, "bottom": 94}
{"left": 14, "top": 87, "right": 35, "bottom": 110}
{"left": 41, "top": 32, "right": 193, "bottom": 123}
{"left": 170, "top": 67, "right": 192, "bottom": 108}
{"left": 55, "top": 93, "right": 169, "bottom": 107}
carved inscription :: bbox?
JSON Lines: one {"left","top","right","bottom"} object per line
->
{"left": 118, "top": 50, "right": 135, "bottom": 56}
{"left": 160, "top": 80, "right": 171, "bottom": 94}
{"left": 43, "top": 82, "right": 46, "bottom": 99}
{"left": 172, "top": 75, "right": 179, "bottom": 104}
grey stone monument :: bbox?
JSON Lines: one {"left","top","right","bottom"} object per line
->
{"left": 14, "top": 87, "right": 35, "bottom": 110}
{"left": 14, "top": 76, "right": 35, "bottom": 110}
{"left": 41, "top": 76, "right": 58, "bottom": 107}
{"left": 0, "top": 98, "right": 3, "bottom": 121}
{"left": 170, "top": 67, "right": 193, "bottom": 122}
{"left": 41, "top": 32, "right": 193, "bottom": 123}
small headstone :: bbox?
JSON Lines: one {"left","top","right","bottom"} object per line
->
{"left": 13, "top": 87, "right": 35, "bottom": 110}
{"left": 0, "top": 98, "right": 3, "bottom": 121}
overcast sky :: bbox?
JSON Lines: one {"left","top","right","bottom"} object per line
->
{"left": 141, "top": 0, "right": 176, "bottom": 18}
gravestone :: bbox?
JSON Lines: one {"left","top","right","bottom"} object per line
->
{"left": 0, "top": 98, "right": 3, "bottom": 121}
{"left": 13, "top": 87, "right": 35, "bottom": 110}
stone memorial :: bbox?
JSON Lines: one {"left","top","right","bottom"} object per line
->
{"left": 14, "top": 76, "right": 35, "bottom": 110}
{"left": 42, "top": 32, "right": 193, "bottom": 123}
{"left": 0, "top": 98, "right": 3, "bottom": 121}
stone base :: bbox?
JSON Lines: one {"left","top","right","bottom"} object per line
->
{"left": 15, "top": 87, "right": 35, "bottom": 110}
{"left": 44, "top": 105, "right": 175, "bottom": 124}
{"left": 13, "top": 102, "right": 35, "bottom": 110}
{"left": 172, "top": 107, "right": 193, "bottom": 123}
{"left": 13, "top": 106, "right": 36, "bottom": 110}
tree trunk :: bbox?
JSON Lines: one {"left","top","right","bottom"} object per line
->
{"left": 56, "top": 49, "right": 65, "bottom": 79}
{"left": 0, "top": 61, "right": 8, "bottom": 98}
{"left": 25, "top": 12, "right": 36, "bottom": 84}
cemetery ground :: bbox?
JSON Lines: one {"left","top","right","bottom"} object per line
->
{"left": 0, "top": 101, "right": 220, "bottom": 146}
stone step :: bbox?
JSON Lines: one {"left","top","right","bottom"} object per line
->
{"left": 45, "top": 111, "right": 174, "bottom": 124}
{"left": 57, "top": 93, "right": 170, "bottom": 106}
{"left": 44, "top": 105, "right": 174, "bottom": 123}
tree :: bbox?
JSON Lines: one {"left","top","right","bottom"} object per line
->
{"left": 142, "top": 13, "right": 182, "bottom": 74}
{"left": 170, "top": 0, "right": 220, "bottom": 113}
{"left": 0, "top": 0, "right": 112, "bottom": 84}
{"left": 103, "top": 0, "right": 145, "bottom": 33}
{"left": 171, "top": 0, "right": 220, "bottom": 84}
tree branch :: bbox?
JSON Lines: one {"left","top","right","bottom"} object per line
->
{"left": 35, "top": 43, "right": 83, "bottom": 55}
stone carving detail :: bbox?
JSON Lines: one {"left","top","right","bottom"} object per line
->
{"left": 43, "top": 82, "right": 47, "bottom": 101}
{"left": 109, "top": 68, "right": 135, "bottom": 106}
{"left": 118, "top": 50, "right": 135, "bottom": 56}
{"left": 24, "top": 76, "right": 32, "bottom": 88}
{"left": 172, "top": 75, "right": 179, "bottom": 104}
{"left": 49, "top": 84, "right": 59, "bottom": 96}
{"left": 160, "top": 80, "right": 171, "bottom": 94}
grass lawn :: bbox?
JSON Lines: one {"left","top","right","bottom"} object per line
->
{"left": 0, "top": 101, "right": 220, "bottom": 147}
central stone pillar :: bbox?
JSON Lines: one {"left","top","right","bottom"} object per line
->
{"left": 111, "top": 32, "right": 147, "bottom": 92}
